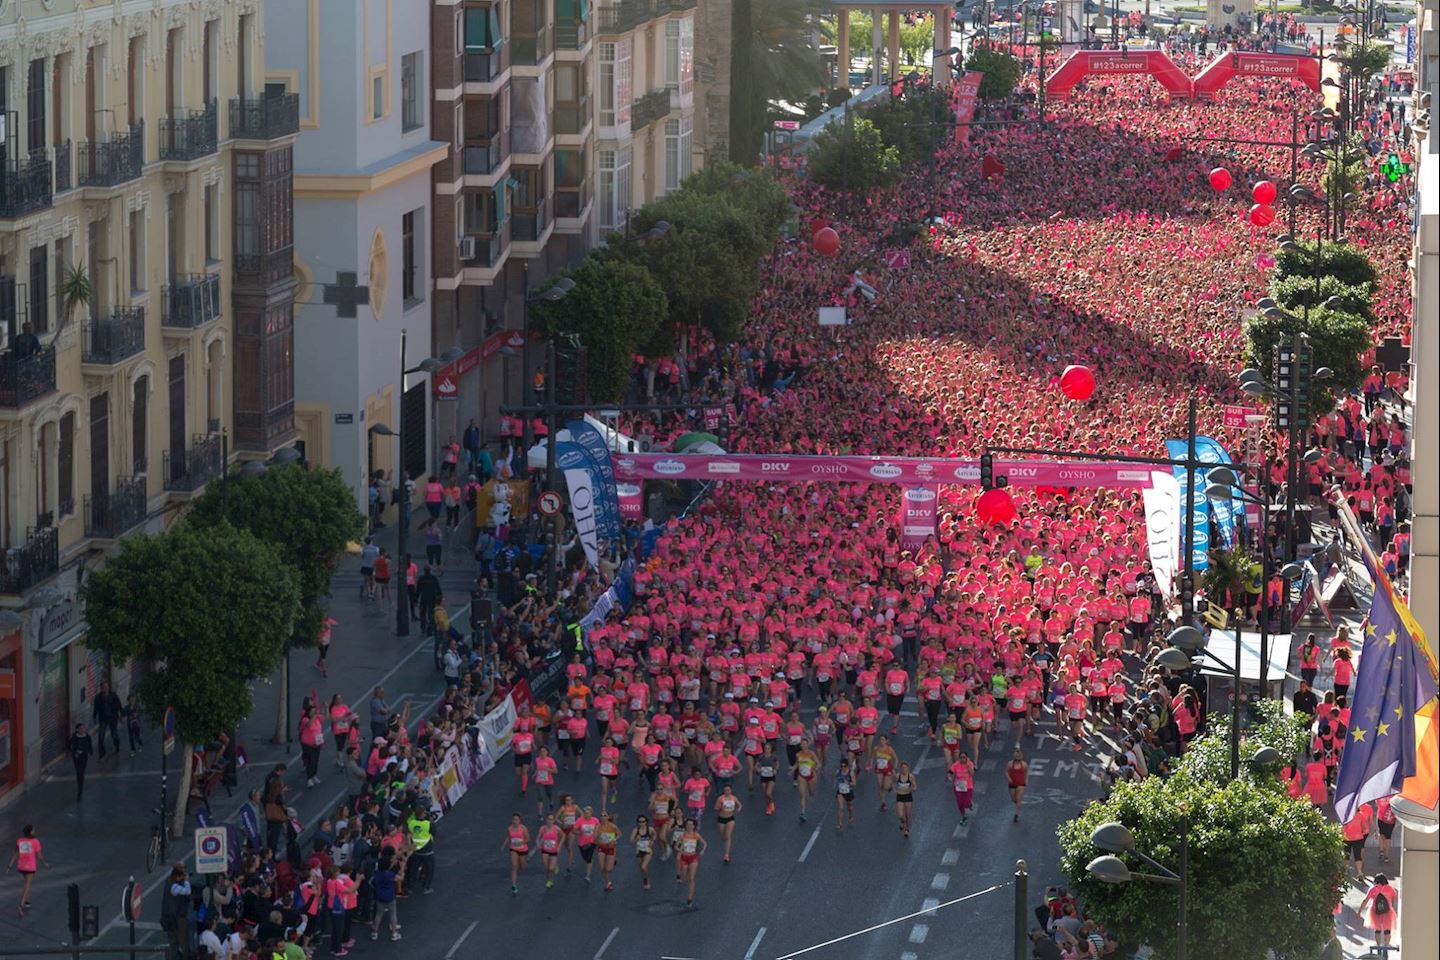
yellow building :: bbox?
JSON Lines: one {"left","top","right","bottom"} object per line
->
{"left": 0, "top": 0, "right": 298, "bottom": 800}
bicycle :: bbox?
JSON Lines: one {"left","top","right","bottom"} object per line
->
{"left": 146, "top": 806, "right": 167, "bottom": 872}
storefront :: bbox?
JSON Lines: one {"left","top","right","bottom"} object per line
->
{"left": 0, "top": 627, "right": 24, "bottom": 800}
{"left": 34, "top": 596, "right": 88, "bottom": 769}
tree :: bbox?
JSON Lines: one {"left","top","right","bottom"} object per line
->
{"left": 730, "top": 0, "right": 827, "bottom": 165}
{"left": 807, "top": 114, "right": 901, "bottom": 194}
{"left": 59, "top": 264, "right": 92, "bottom": 335}
{"left": 1274, "top": 239, "right": 1377, "bottom": 290}
{"left": 869, "top": 86, "right": 953, "bottom": 165}
{"left": 1199, "top": 546, "right": 1260, "bottom": 614}
{"left": 1057, "top": 775, "right": 1345, "bottom": 960}
{"left": 188, "top": 466, "right": 365, "bottom": 740}
{"left": 530, "top": 257, "right": 669, "bottom": 402}
{"left": 680, "top": 160, "right": 792, "bottom": 240}
{"left": 965, "top": 45, "right": 1021, "bottom": 101}
{"left": 1245, "top": 303, "right": 1372, "bottom": 423}
{"left": 1178, "top": 699, "right": 1313, "bottom": 787}
{"left": 1271, "top": 274, "right": 1375, "bottom": 324}
{"left": 82, "top": 523, "right": 300, "bottom": 837}
{"left": 1334, "top": 40, "right": 1391, "bottom": 88}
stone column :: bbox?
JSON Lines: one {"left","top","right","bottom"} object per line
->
{"left": 888, "top": 11, "right": 901, "bottom": 81}
{"left": 871, "top": 7, "right": 884, "bottom": 85}
{"left": 837, "top": 8, "right": 850, "bottom": 89}
{"left": 935, "top": 7, "right": 953, "bottom": 87}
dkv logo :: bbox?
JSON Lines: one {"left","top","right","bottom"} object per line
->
{"left": 761, "top": 462, "right": 792, "bottom": 472}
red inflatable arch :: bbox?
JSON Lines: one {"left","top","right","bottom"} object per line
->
{"left": 1192, "top": 52, "right": 1321, "bottom": 98}
{"left": 1045, "top": 49, "right": 1192, "bottom": 100}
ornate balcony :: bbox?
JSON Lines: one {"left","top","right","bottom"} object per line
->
{"left": 159, "top": 101, "right": 219, "bottom": 161}
{"left": 162, "top": 274, "right": 223, "bottom": 329}
{"left": 0, "top": 526, "right": 60, "bottom": 595}
{"left": 229, "top": 94, "right": 300, "bottom": 140}
{"left": 631, "top": 89, "right": 672, "bottom": 130}
{"left": 0, "top": 154, "right": 54, "bottom": 218}
{"left": 85, "top": 476, "right": 149, "bottom": 540}
{"left": 77, "top": 123, "right": 145, "bottom": 188}
{"left": 163, "top": 432, "right": 225, "bottom": 492}
{"left": 82, "top": 308, "right": 146, "bottom": 365}
{"left": 0, "top": 346, "right": 58, "bottom": 409}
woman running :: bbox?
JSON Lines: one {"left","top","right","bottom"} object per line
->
{"left": 596, "top": 812, "right": 621, "bottom": 892}
{"left": 794, "top": 739, "right": 819, "bottom": 822}
{"left": 597, "top": 740, "right": 622, "bottom": 813}
{"left": 811, "top": 707, "right": 834, "bottom": 770}
{"left": 513, "top": 721, "right": 535, "bottom": 795}
{"left": 556, "top": 794, "right": 581, "bottom": 874}
{"left": 757, "top": 743, "right": 779, "bottom": 816}
{"left": 533, "top": 747, "right": 558, "bottom": 819}
{"left": 940, "top": 712, "right": 964, "bottom": 768}
{"left": 649, "top": 787, "right": 677, "bottom": 856}
{"left": 537, "top": 815, "right": 562, "bottom": 889}
{"left": 784, "top": 711, "right": 806, "bottom": 781}
{"left": 961, "top": 701, "right": 985, "bottom": 764}
{"left": 1006, "top": 748, "right": 1029, "bottom": 822}
{"left": 894, "top": 762, "right": 916, "bottom": 839}
{"left": 949, "top": 752, "right": 976, "bottom": 825}
{"left": 631, "top": 814, "right": 657, "bottom": 890}
{"left": 873, "top": 736, "right": 898, "bottom": 811}
{"left": 713, "top": 784, "right": 743, "bottom": 863}
{"left": 574, "top": 806, "right": 600, "bottom": 883}
{"left": 503, "top": 814, "right": 530, "bottom": 895}
{"left": 676, "top": 819, "right": 707, "bottom": 908}
{"left": 835, "top": 758, "right": 857, "bottom": 831}
{"left": 9, "top": 825, "right": 46, "bottom": 915}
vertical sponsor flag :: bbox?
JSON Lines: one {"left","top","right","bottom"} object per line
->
{"left": 565, "top": 419, "right": 622, "bottom": 541}
{"left": 616, "top": 481, "right": 644, "bottom": 519}
{"left": 1165, "top": 439, "right": 1210, "bottom": 572}
{"left": 556, "top": 438, "right": 600, "bottom": 569}
{"left": 898, "top": 486, "right": 939, "bottom": 551}
{"left": 1195, "top": 436, "right": 1240, "bottom": 548}
{"left": 1141, "top": 471, "right": 1181, "bottom": 599}
{"left": 952, "top": 71, "right": 984, "bottom": 144}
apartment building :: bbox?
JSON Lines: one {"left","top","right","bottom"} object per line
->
{"left": 428, "top": 0, "right": 699, "bottom": 443}
{"left": 264, "top": 0, "right": 450, "bottom": 510}
{"left": 0, "top": 0, "right": 297, "bottom": 801}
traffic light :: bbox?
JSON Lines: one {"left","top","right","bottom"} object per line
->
{"left": 1274, "top": 341, "right": 1295, "bottom": 433}
{"left": 554, "top": 345, "right": 587, "bottom": 406}
{"left": 1294, "top": 335, "right": 1315, "bottom": 427}
{"left": 980, "top": 452, "right": 994, "bottom": 490}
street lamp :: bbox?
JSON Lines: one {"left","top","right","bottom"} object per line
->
{"left": 1087, "top": 820, "right": 1188, "bottom": 960}
{"left": 395, "top": 333, "right": 466, "bottom": 638}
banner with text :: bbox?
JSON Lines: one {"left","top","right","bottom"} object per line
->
{"left": 566, "top": 419, "right": 622, "bottom": 541}
{"left": 952, "top": 71, "right": 984, "bottom": 144}
{"left": 1141, "top": 471, "right": 1182, "bottom": 599}
{"left": 1165, "top": 439, "right": 1210, "bottom": 572}
{"left": 557, "top": 439, "right": 601, "bottom": 569}
{"left": 899, "top": 486, "right": 939, "bottom": 550}
{"left": 610, "top": 453, "right": 1157, "bottom": 489}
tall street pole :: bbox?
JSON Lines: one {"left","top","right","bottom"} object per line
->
{"left": 1183, "top": 394, "right": 1198, "bottom": 622}
{"left": 396, "top": 328, "right": 411, "bottom": 637}
{"left": 545, "top": 340, "right": 559, "bottom": 596}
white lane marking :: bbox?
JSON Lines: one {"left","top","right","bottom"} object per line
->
{"left": 798, "top": 825, "right": 822, "bottom": 862}
{"left": 930, "top": 873, "right": 950, "bottom": 891}
{"left": 901, "top": 953, "right": 919, "bottom": 960}
{"left": 908, "top": 924, "right": 929, "bottom": 944}
{"left": 593, "top": 926, "right": 620, "bottom": 960}
{"left": 447, "top": 921, "right": 479, "bottom": 959}
{"left": 941, "top": 848, "right": 960, "bottom": 866}
{"left": 772, "top": 881, "right": 1008, "bottom": 959}
{"left": 745, "top": 926, "right": 768, "bottom": 960}
{"left": 921, "top": 898, "right": 940, "bottom": 913}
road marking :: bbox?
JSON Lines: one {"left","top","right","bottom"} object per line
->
{"left": 901, "top": 953, "right": 919, "bottom": 960}
{"left": 921, "top": 899, "right": 940, "bottom": 913}
{"left": 772, "top": 881, "right": 1008, "bottom": 959}
{"left": 798, "top": 825, "right": 822, "bottom": 862}
{"left": 447, "top": 921, "right": 479, "bottom": 959}
{"left": 908, "top": 924, "right": 929, "bottom": 944}
{"left": 593, "top": 926, "right": 620, "bottom": 960}
{"left": 941, "top": 848, "right": 960, "bottom": 866}
{"left": 744, "top": 926, "right": 768, "bottom": 960}
{"left": 930, "top": 873, "right": 950, "bottom": 891}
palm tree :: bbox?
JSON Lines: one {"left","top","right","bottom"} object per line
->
{"left": 730, "top": 0, "right": 829, "bottom": 164}
{"left": 59, "top": 264, "right": 92, "bottom": 335}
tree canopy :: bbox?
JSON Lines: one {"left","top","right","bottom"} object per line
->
{"left": 807, "top": 114, "right": 902, "bottom": 195}
{"left": 188, "top": 465, "right": 365, "bottom": 648}
{"left": 82, "top": 522, "right": 300, "bottom": 744}
{"left": 966, "top": 46, "right": 1022, "bottom": 101}
{"left": 1057, "top": 774, "right": 1345, "bottom": 960}
{"left": 1177, "top": 698, "right": 1313, "bottom": 787}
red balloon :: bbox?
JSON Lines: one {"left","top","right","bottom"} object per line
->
{"left": 1059, "top": 364, "right": 1096, "bottom": 401}
{"left": 1208, "top": 167, "right": 1232, "bottom": 192}
{"left": 1248, "top": 203, "right": 1276, "bottom": 227}
{"left": 1251, "top": 180, "right": 1278, "bottom": 205}
{"left": 976, "top": 488, "right": 1018, "bottom": 525}
{"left": 812, "top": 227, "right": 841, "bottom": 258}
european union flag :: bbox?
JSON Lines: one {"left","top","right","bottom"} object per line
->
{"left": 1333, "top": 552, "right": 1440, "bottom": 822}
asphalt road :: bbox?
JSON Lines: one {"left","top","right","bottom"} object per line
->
{"left": 388, "top": 710, "right": 1108, "bottom": 960}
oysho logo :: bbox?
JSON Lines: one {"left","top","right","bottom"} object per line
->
{"left": 708, "top": 461, "right": 741, "bottom": 475}
{"left": 654, "top": 459, "right": 687, "bottom": 475}
{"left": 905, "top": 488, "right": 937, "bottom": 502}
{"left": 869, "top": 463, "right": 904, "bottom": 479}
{"left": 810, "top": 464, "right": 850, "bottom": 476}
{"left": 761, "top": 462, "right": 792, "bottom": 472}
{"left": 1057, "top": 469, "right": 1096, "bottom": 481}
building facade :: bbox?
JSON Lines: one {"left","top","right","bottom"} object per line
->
{"left": 0, "top": 0, "right": 297, "bottom": 802}
{"left": 265, "top": 0, "right": 449, "bottom": 510}
{"left": 428, "top": 0, "right": 699, "bottom": 446}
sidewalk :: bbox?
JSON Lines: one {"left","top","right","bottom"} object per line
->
{"left": 0, "top": 512, "right": 477, "bottom": 952}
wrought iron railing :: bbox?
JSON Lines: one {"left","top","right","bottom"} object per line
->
{"left": 631, "top": 89, "right": 672, "bottom": 130}
{"left": 229, "top": 94, "right": 300, "bottom": 140}
{"left": 85, "top": 476, "right": 149, "bottom": 539}
{"left": 162, "top": 274, "right": 223, "bottom": 329}
{"left": 163, "top": 432, "right": 225, "bottom": 492}
{"left": 82, "top": 308, "right": 146, "bottom": 364}
{"left": 0, "top": 346, "right": 58, "bottom": 408}
{"left": 159, "top": 100, "right": 219, "bottom": 161}
{"left": 77, "top": 123, "right": 145, "bottom": 188}
{"left": 0, "top": 526, "right": 60, "bottom": 595}
{"left": 233, "top": 247, "right": 294, "bottom": 287}
{"left": 0, "top": 154, "right": 54, "bottom": 218}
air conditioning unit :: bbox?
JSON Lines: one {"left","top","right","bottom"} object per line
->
{"left": 458, "top": 236, "right": 477, "bottom": 261}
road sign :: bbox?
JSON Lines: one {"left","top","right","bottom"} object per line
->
{"left": 1223, "top": 404, "right": 1262, "bottom": 428}
{"left": 538, "top": 490, "right": 563, "bottom": 517}
{"left": 194, "top": 827, "right": 228, "bottom": 874}
{"left": 162, "top": 707, "right": 177, "bottom": 756}
{"left": 121, "top": 878, "right": 142, "bottom": 923}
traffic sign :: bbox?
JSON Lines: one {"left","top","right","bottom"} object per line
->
{"left": 121, "top": 877, "right": 142, "bottom": 923}
{"left": 538, "top": 491, "right": 563, "bottom": 517}
{"left": 194, "top": 827, "right": 228, "bottom": 874}
{"left": 162, "top": 707, "right": 177, "bottom": 756}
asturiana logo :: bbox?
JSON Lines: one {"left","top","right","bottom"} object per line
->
{"left": 952, "top": 466, "right": 981, "bottom": 481}
{"left": 558, "top": 450, "right": 587, "bottom": 470}
{"left": 905, "top": 488, "right": 937, "bottom": 502}
{"left": 869, "top": 462, "right": 904, "bottom": 479}
{"left": 654, "top": 459, "right": 687, "bottom": 475}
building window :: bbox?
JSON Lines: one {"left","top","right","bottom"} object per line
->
{"left": 464, "top": 7, "right": 503, "bottom": 50}
{"left": 132, "top": 376, "right": 149, "bottom": 476}
{"left": 598, "top": 43, "right": 615, "bottom": 126}
{"left": 402, "top": 210, "right": 419, "bottom": 305}
{"left": 29, "top": 245, "right": 48, "bottom": 334}
{"left": 235, "top": 182, "right": 259, "bottom": 257}
{"left": 205, "top": 184, "right": 218, "bottom": 262}
{"left": 401, "top": 52, "right": 422, "bottom": 132}
{"left": 598, "top": 147, "right": 631, "bottom": 232}
{"left": 372, "top": 75, "right": 384, "bottom": 121}
{"left": 128, "top": 37, "right": 143, "bottom": 127}
{"left": 203, "top": 21, "right": 217, "bottom": 104}
{"left": 129, "top": 210, "right": 145, "bottom": 293}
{"left": 27, "top": 59, "right": 46, "bottom": 154}
{"left": 665, "top": 20, "right": 680, "bottom": 91}
{"left": 59, "top": 412, "right": 75, "bottom": 516}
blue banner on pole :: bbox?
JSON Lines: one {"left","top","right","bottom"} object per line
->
{"left": 1195, "top": 436, "right": 1239, "bottom": 549}
{"left": 566, "top": 419, "right": 622, "bottom": 541}
{"left": 1165, "top": 438, "right": 1210, "bottom": 572}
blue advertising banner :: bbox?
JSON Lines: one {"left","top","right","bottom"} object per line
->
{"left": 566, "top": 419, "right": 622, "bottom": 541}
{"left": 1165, "top": 439, "right": 1210, "bottom": 572}
{"left": 1195, "top": 436, "right": 1240, "bottom": 549}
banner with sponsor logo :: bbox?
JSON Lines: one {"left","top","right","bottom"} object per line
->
{"left": 478, "top": 694, "right": 517, "bottom": 762}
{"left": 580, "top": 558, "right": 636, "bottom": 636}
{"left": 565, "top": 419, "right": 622, "bottom": 541}
{"left": 557, "top": 438, "right": 601, "bottom": 569}
{"left": 1192, "top": 51, "right": 1321, "bottom": 98}
{"left": 898, "top": 486, "right": 939, "bottom": 550}
{"left": 609, "top": 453, "right": 1157, "bottom": 489}
{"left": 1046, "top": 49, "right": 1193, "bottom": 100}
{"left": 1165, "top": 440, "right": 1210, "bottom": 572}
{"left": 952, "top": 71, "right": 984, "bottom": 144}
{"left": 1141, "top": 471, "right": 1181, "bottom": 599}
{"left": 1195, "top": 436, "right": 1240, "bottom": 548}
{"left": 617, "top": 481, "right": 644, "bottom": 519}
